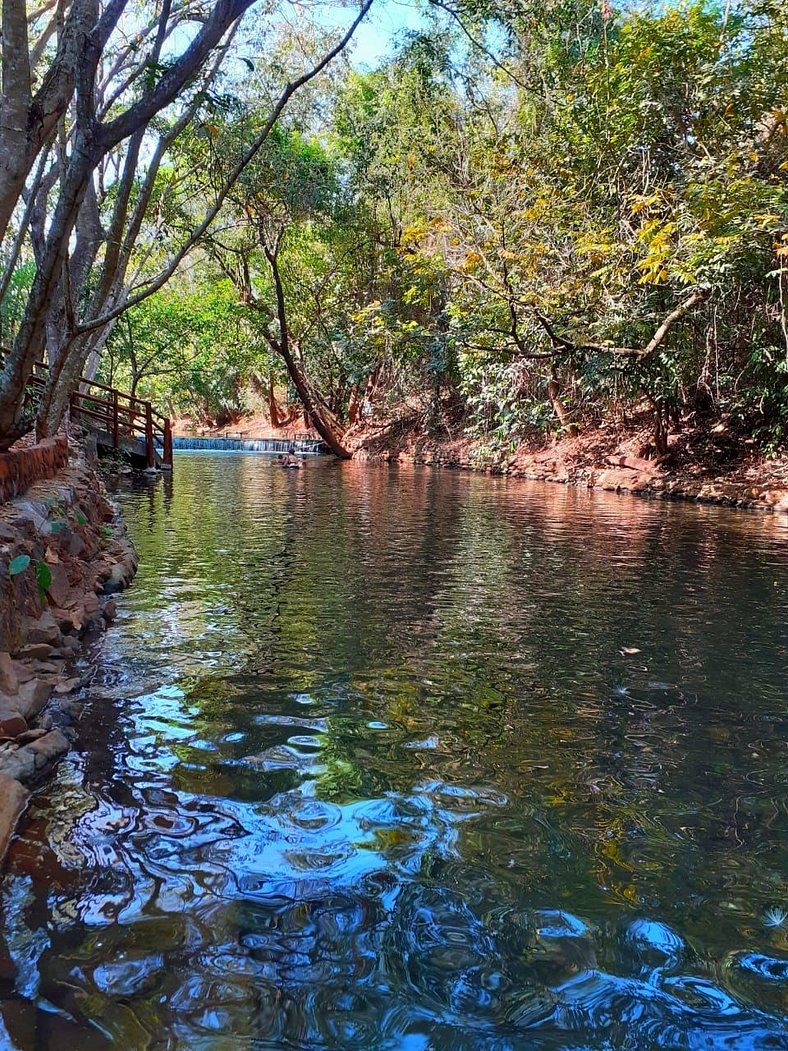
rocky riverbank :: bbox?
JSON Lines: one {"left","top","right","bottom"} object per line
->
{"left": 0, "top": 440, "right": 138, "bottom": 867}
{"left": 349, "top": 412, "right": 788, "bottom": 514}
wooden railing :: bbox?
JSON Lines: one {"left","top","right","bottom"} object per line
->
{"left": 0, "top": 349, "right": 173, "bottom": 469}
{"left": 69, "top": 379, "right": 173, "bottom": 469}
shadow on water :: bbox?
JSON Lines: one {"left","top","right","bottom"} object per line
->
{"left": 1, "top": 455, "right": 787, "bottom": 1049}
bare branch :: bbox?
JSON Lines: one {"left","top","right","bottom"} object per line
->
{"left": 97, "top": 0, "right": 256, "bottom": 149}
{"left": 78, "top": 0, "right": 376, "bottom": 333}
{"left": 426, "top": 0, "right": 531, "bottom": 92}
{"left": 535, "top": 289, "right": 710, "bottom": 359}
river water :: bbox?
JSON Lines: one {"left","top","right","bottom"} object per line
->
{"left": 1, "top": 453, "right": 787, "bottom": 1050}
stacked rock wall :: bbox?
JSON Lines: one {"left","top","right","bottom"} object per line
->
{"left": 0, "top": 446, "right": 138, "bottom": 866}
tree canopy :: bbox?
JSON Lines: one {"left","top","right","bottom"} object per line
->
{"left": 0, "top": 0, "right": 372, "bottom": 446}
{"left": 1, "top": 0, "right": 786, "bottom": 456}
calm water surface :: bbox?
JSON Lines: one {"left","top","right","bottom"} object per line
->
{"left": 1, "top": 454, "right": 787, "bottom": 1050}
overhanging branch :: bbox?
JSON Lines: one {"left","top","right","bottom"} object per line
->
{"left": 535, "top": 289, "right": 710, "bottom": 360}
{"left": 77, "top": 0, "right": 375, "bottom": 334}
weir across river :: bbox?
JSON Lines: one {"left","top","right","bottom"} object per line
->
{"left": 173, "top": 434, "right": 329, "bottom": 455}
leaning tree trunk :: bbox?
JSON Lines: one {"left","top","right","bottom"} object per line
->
{"left": 280, "top": 349, "right": 351, "bottom": 458}
{"left": 264, "top": 245, "right": 351, "bottom": 459}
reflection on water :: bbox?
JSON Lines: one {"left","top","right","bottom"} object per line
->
{"left": 1, "top": 455, "right": 787, "bottom": 1049}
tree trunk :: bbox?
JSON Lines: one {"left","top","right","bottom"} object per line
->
{"left": 37, "top": 314, "right": 115, "bottom": 438}
{"left": 0, "top": 125, "right": 97, "bottom": 445}
{"left": 264, "top": 245, "right": 351, "bottom": 459}
{"left": 347, "top": 383, "right": 361, "bottom": 424}
{"left": 653, "top": 399, "right": 669, "bottom": 457}
{"left": 364, "top": 362, "right": 382, "bottom": 412}
{"left": 547, "top": 367, "right": 577, "bottom": 434}
{"left": 267, "top": 375, "right": 286, "bottom": 427}
{"left": 0, "top": 0, "right": 101, "bottom": 246}
{"left": 0, "top": 0, "right": 32, "bottom": 242}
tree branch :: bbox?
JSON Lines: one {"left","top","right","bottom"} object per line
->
{"left": 97, "top": 0, "right": 256, "bottom": 149}
{"left": 426, "top": 0, "right": 532, "bottom": 92}
{"left": 535, "top": 290, "right": 710, "bottom": 360}
{"left": 77, "top": 0, "right": 375, "bottom": 333}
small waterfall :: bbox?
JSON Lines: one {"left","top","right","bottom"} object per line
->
{"left": 172, "top": 436, "right": 328, "bottom": 455}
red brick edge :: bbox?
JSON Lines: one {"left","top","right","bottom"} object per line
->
{"left": 0, "top": 437, "right": 69, "bottom": 503}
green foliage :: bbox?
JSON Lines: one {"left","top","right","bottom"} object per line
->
{"left": 35, "top": 559, "right": 51, "bottom": 601}
{"left": 6, "top": 553, "right": 52, "bottom": 602}
{"left": 102, "top": 281, "right": 259, "bottom": 422}
{"left": 94, "top": 0, "right": 788, "bottom": 450}
{"left": 360, "top": 0, "right": 788, "bottom": 443}
{"left": 8, "top": 554, "right": 30, "bottom": 576}
{"left": 0, "top": 261, "right": 35, "bottom": 345}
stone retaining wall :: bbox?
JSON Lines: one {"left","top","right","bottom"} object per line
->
{"left": 0, "top": 437, "right": 69, "bottom": 503}
{"left": 0, "top": 447, "right": 138, "bottom": 868}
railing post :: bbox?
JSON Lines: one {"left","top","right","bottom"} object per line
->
{"left": 112, "top": 389, "right": 119, "bottom": 450}
{"left": 145, "top": 403, "right": 155, "bottom": 468}
{"left": 164, "top": 418, "right": 173, "bottom": 469}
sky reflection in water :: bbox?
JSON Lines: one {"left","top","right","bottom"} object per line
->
{"left": 1, "top": 455, "right": 786, "bottom": 1049}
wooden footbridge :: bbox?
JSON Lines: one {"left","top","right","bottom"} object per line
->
{"left": 1, "top": 349, "right": 173, "bottom": 470}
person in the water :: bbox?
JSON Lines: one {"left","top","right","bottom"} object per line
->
{"left": 284, "top": 445, "right": 299, "bottom": 467}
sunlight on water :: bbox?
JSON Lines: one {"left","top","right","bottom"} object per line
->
{"left": 1, "top": 455, "right": 786, "bottom": 1049}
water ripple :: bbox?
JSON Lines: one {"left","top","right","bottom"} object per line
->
{"left": 1, "top": 457, "right": 786, "bottom": 1049}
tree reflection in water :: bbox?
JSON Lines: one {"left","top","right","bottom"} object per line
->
{"left": 1, "top": 456, "right": 786, "bottom": 1048}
